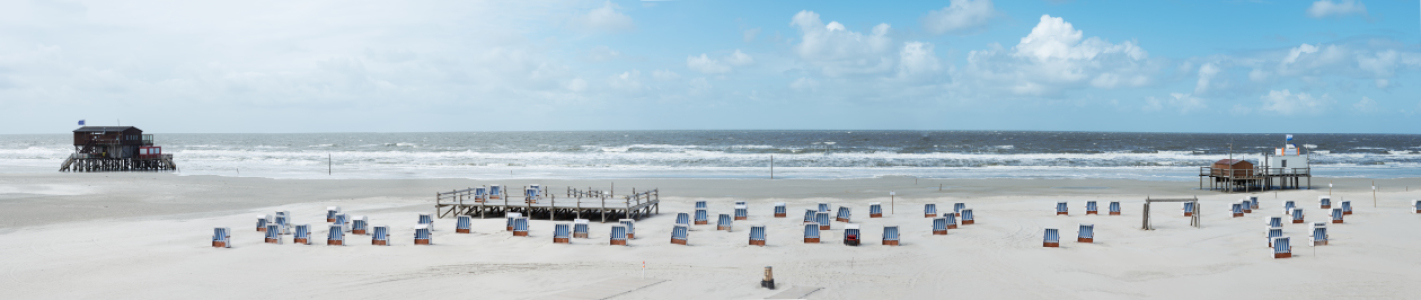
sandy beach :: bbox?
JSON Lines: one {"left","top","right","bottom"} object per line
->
{"left": 1, "top": 173, "right": 1419, "bottom": 299}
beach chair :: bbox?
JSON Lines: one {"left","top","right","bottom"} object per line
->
{"left": 925, "top": 203, "right": 939, "bottom": 218}
{"left": 942, "top": 212, "right": 958, "bottom": 229}
{"left": 883, "top": 226, "right": 900, "bottom": 246}
{"left": 954, "top": 203, "right": 966, "bottom": 214}
{"left": 1341, "top": 201, "right": 1352, "bottom": 215}
{"left": 554, "top": 223, "right": 571, "bottom": 244}
{"left": 816, "top": 212, "right": 831, "bottom": 230}
{"left": 524, "top": 186, "right": 541, "bottom": 204}
{"left": 735, "top": 205, "right": 748, "bottom": 221}
{"left": 961, "top": 209, "right": 975, "bottom": 225}
{"left": 1319, "top": 196, "right": 1332, "bottom": 209}
{"left": 1086, "top": 201, "right": 1098, "bottom": 215}
{"left": 1078, "top": 224, "right": 1094, "bottom": 243}
{"left": 843, "top": 224, "right": 860, "bottom": 246}
{"left": 506, "top": 212, "right": 522, "bottom": 231}
{"left": 694, "top": 209, "right": 709, "bottom": 225}
{"left": 326, "top": 206, "right": 340, "bottom": 222}
{"left": 418, "top": 213, "right": 434, "bottom": 231}
{"left": 749, "top": 225, "right": 766, "bottom": 246}
{"left": 256, "top": 214, "right": 271, "bottom": 232}
{"left": 1283, "top": 201, "right": 1296, "bottom": 215}
{"left": 1249, "top": 196, "right": 1259, "bottom": 209}
{"left": 513, "top": 217, "right": 529, "bottom": 237}
{"left": 1043, "top": 228, "right": 1060, "bottom": 247}
{"left": 1231, "top": 203, "right": 1244, "bottom": 217}
{"left": 456, "top": 216, "right": 472, "bottom": 234}
{"left": 1109, "top": 201, "right": 1121, "bottom": 215}
{"left": 1267, "top": 227, "right": 1282, "bottom": 247}
{"left": 1240, "top": 200, "right": 1252, "bottom": 213}
{"left": 696, "top": 200, "right": 707, "bottom": 210}
{"left": 1272, "top": 237, "right": 1292, "bottom": 258}
{"left": 620, "top": 219, "right": 636, "bottom": 239}
{"left": 1182, "top": 202, "right": 1194, "bottom": 217}
{"left": 835, "top": 206, "right": 851, "bottom": 222}
{"left": 1310, "top": 225, "right": 1328, "bottom": 246}
{"left": 351, "top": 216, "right": 369, "bottom": 235}
{"left": 1056, "top": 202, "right": 1068, "bottom": 216}
{"left": 1331, "top": 208, "right": 1344, "bottom": 224}
{"left": 870, "top": 202, "right": 883, "bottom": 218}
{"left": 610, "top": 225, "right": 628, "bottom": 246}
{"left": 414, "top": 224, "right": 432, "bottom": 245}
{"left": 294, "top": 224, "right": 310, "bottom": 245}
{"left": 263, "top": 224, "right": 282, "bottom": 244}
{"left": 573, "top": 219, "right": 589, "bottom": 238}
{"left": 717, "top": 214, "right": 733, "bottom": 231}
{"left": 671, "top": 225, "right": 689, "bottom": 245}
{"left": 473, "top": 186, "right": 487, "bottom": 203}
{"left": 489, "top": 184, "right": 503, "bottom": 200}
{"left": 327, "top": 225, "right": 345, "bottom": 246}
{"left": 803, "top": 223, "right": 820, "bottom": 244}
{"left": 372, "top": 226, "right": 389, "bottom": 246}
{"left": 1291, "top": 208, "right": 1305, "bottom": 224}
{"left": 818, "top": 203, "right": 830, "bottom": 213}
{"left": 334, "top": 213, "right": 352, "bottom": 232}
{"left": 274, "top": 211, "right": 291, "bottom": 234}
{"left": 212, "top": 227, "right": 231, "bottom": 248}
{"left": 802, "top": 209, "right": 815, "bottom": 223}
{"left": 932, "top": 217, "right": 948, "bottom": 235}
{"left": 677, "top": 212, "right": 691, "bottom": 226}
{"left": 774, "top": 203, "right": 787, "bottom": 218}
{"left": 1415, "top": 200, "right": 1420, "bottom": 213}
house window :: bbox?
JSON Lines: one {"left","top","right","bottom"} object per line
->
{"left": 1281, "top": 160, "right": 1287, "bottom": 168}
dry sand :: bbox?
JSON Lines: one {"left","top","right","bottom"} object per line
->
{"left": 2, "top": 173, "right": 1421, "bottom": 299}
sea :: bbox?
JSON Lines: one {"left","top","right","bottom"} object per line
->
{"left": 2, "top": 131, "right": 1419, "bottom": 180}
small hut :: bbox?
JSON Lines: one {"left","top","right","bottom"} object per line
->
{"left": 1211, "top": 159, "right": 1254, "bottom": 177}
{"left": 212, "top": 227, "right": 231, "bottom": 248}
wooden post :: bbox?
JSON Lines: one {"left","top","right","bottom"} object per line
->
{"left": 770, "top": 155, "right": 774, "bottom": 179}
{"left": 890, "top": 192, "right": 895, "bottom": 214}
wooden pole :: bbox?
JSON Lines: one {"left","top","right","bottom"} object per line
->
{"left": 770, "top": 155, "right": 774, "bottom": 179}
{"left": 328, "top": 153, "right": 331, "bottom": 175}
{"left": 1372, "top": 180, "right": 1377, "bottom": 208}
{"left": 890, "top": 192, "right": 895, "bottom": 214}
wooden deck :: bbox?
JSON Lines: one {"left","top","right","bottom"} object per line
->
{"left": 1199, "top": 167, "right": 1310, "bottom": 193}
{"left": 435, "top": 187, "right": 660, "bottom": 222}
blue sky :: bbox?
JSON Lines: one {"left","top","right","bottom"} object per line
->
{"left": 1, "top": 0, "right": 1418, "bottom": 134}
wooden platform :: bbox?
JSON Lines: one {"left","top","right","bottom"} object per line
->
{"left": 1199, "top": 166, "right": 1310, "bottom": 193}
{"left": 436, "top": 187, "right": 660, "bottom": 222}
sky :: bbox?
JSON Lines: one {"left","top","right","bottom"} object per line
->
{"left": 1, "top": 0, "right": 1419, "bottom": 134}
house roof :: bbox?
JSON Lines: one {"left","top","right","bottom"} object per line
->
{"left": 73, "top": 126, "right": 141, "bottom": 133}
{"left": 1214, "top": 159, "right": 1250, "bottom": 165}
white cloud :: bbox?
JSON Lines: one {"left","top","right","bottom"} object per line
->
{"left": 1352, "top": 96, "right": 1378, "bottom": 112}
{"left": 922, "top": 0, "right": 997, "bottom": 35}
{"left": 1194, "top": 63, "right": 1220, "bottom": 95}
{"left": 1260, "top": 89, "right": 1330, "bottom": 115}
{"left": 897, "top": 42, "right": 942, "bottom": 79}
{"left": 1307, "top": 0, "right": 1367, "bottom": 18}
{"left": 582, "top": 1, "right": 634, "bottom": 32}
{"left": 960, "top": 15, "right": 1156, "bottom": 96}
{"left": 725, "top": 50, "right": 754, "bottom": 66}
{"left": 686, "top": 50, "right": 752, "bottom": 74}
{"left": 743, "top": 28, "right": 761, "bottom": 42}
{"left": 608, "top": 70, "right": 643, "bottom": 92}
{"left": 790, "top": 10, "right": 895, "bottom": 76}
{"left": 1143, "top": 93, "right": 1207, "bottom": 113}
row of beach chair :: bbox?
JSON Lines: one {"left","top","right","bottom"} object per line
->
{"left": 1054, "top": 201, "right": 1123, "bottom": 216}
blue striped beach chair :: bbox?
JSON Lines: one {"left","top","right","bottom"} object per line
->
{"left": 802, "top": 209, "right": 815, "bottom": 223}
{"left": 1310, "top": 225, "right": 1328, "bottom": 246}
{"left": 835, "top": 206, "right": 851, "bottom": 222}
{"left": 293, "top": 224, "right": 310, "bottom": 245}
{"left": 954, "top": 203, "right": 966, "bottom": 214}
{"left": 1250, "top": 196, "right": 1260, "bottom": 209}
{"left": 610, "top": 225, "right": 628, "bottom": 246}
{"left": 676, "top": 212, "right": 690, "bottom": 226}
{"left": 843, "top": 224, "right": 860, "bottom": 246}
{"left": 1056, "top": 202, "right": 1068, "bottom": 216}
{"left": 1331, "top": 208, "right": 1344, "bottom": 224}
{"left": 961, "top": 209, "right": 975, "bottom": 225}
{"left": 414, "top": 224, "right": 432, "bottom": 245}
{"left": 1086, "top": 201, "right": 1098, "bottom": 215}
{"left": 1239, "top": 199, "right": 1252, "bottom": 213}
{"left": 694, "top": 209, "right": 709, "bottom": 225}
{"left": 1043, "top": 228, "right": 1059, "bottom": 247}
{"left": 870, "top": 202, "right": 883, "bottom": 218}
{"left": 352, "top": 216, "right": 369, "bottom": 235}
{"left": 513, "top": 217, "right": 529, "bottom": 237}
{"left": 696, "top": 200, "right": 707, "bottom": 210}
{"left": 256, "top": 214, "right": 270, "bottom": 232}
{"left": 1267, "top": 216, "right": 1282, "bottom": 228}
{"left": 1283, "top": 201, "right": 1295, "bottom": 215}
{"left": 326, "top": 206, "right": 340, "bottom": 222}
{"left": 942, "top": 212, "right": 957, "bottom": 229}
{"left": 803, "top": 223, "right": 820, "bottom": 243}
{"left": 1291, "top": 208, "right": 1305, "bottom": 224}
{"left": 735, "top": 205, "right": 748, "bottom": 221}
{"left": 818, "top": 203, "right": 830, "bottom": 213}
{"left": 489, "top": 184, "right": 503, "bottom": 200}
{"left": 1318, "top": 196, "right": 1332, "bottom": 209}
{"left": 925, "top": 203, "right": 938, "bottom": 218}
{"left": 418, "top": 213, "right": 434, "bottom": 231}
{"left": 327, "top": 224, "right": 345, "bottom": 246}
{"left": 1267, "top": 227, "right": 1282, "bottom": 247}
{"left": 1182, "top": 202, "right": 1195, "bottom": 217}
{"left": 274, "top": 211, "right": 290, "bottom": 234}
{"left": 717, "top": 214, "right": 733, "bottom": 231}
{"left": 932, "top": 217, "right": 948, "bottom": 235}
{"left": 212, "top": 227, "right": 231, "bottom": 248}
{"left": 815, "top": 212, "right": 830, "bottom": 230}
{"left": 882, "top": 226, "right": 900, "bottom": 246}
{"left": 553, "top": 223, "right": 571, "bottom": 244}
{"left": 1077, "top": 224, "right": 1094, "bottom": 243}
{"left": 671, "top": 225, "right": 689, "bottom": 245}
{"left": 774, "top": 203, "right": 787, "bottom": 218}
{"left": 473, "top": 186, "right": 487, "bottom": 203}
{"left": 1108, "top": 201, "right": 1121, "bottom": 215}
{"left": 334, "top": 214, "right": 349, "bottom": 232}
{"left": 1272, "top": 237, "right": 1291, "bottom": 258}
{"left": 1231, "top": 203, "right": 1244, "bottom": 217}
{"left": 620, "top": 219, "right": 636, "bottom": 239}
{"left": 1340, "top": 201, "right": 1352, "bottom": 215}
{"left": 371, "top": 225, "right": 389, "bottom": 245}
{"left": 1414, "top": 200, "right": 1421, "bottom": 213}
{"left": 506, "top": 212, "right": 521, "bottom": 231}
{"left": 264, "top": 224, "right": 282, "bottom": 244}
{"left": 573, "top": 219, "right": 589, "bottom": 238}
{"left": 749, "top": 225, "right": 766, "bottom": 246}
{"left": 456, "top": 216, "right": 472, "bottom": 234}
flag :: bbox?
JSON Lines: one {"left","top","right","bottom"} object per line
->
{"left": 78, "top": 119, "right": 85, "bottom": 126}
{"left": 1286, "top": 134, "right": 1293, "bottom": 141}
